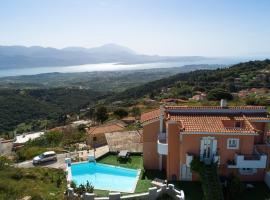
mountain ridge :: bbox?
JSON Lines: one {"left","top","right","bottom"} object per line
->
{"left": 0, "top": 44, "right": 211, "bottom": 69}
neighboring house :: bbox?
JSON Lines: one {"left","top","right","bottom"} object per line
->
{"left": 141, "top": 100, "right": 270, "bottom": 181}
{"left": 189, "top": 93, "right": 207, "bottom": 101}
{"left": 87, "top": 122, "right": 125, "bottom": 147}
{"left": 13, "top": 131, "right": 45, "bottom": 148}
{"left": 71, "top": 120, "right": 92, "bottom": 127}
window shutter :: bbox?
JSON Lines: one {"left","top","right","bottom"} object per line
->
{"left": 212, "top": 139, "right": 217, "bottom": 155}
{"left": 200, "top": 139, "right": 204, "bottom": 160}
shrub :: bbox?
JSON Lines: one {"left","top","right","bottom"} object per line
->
{"left": 10, "top": 169, "right": 23, "bottom": 180}
{"left": 16, "top": 146, "right": 46, "bottom": 161}
{"left": 85, "top": 181, "right": 94, "bottom": 193}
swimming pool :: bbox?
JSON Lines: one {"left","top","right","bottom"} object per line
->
{"left": 69, "top": 162, "right": 140, "bottom": 193}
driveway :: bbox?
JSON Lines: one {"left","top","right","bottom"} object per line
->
{"left": 16, "top": 153, "right": 68, "bottom": 169}
{"left": 16, "top": 145, "right": 109, "bottom": 169}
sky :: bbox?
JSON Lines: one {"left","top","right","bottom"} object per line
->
{"left": 0, "top": 0, "right": 270, "bottom": 57}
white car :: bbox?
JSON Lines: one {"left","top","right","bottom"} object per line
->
{"left": 33, "top": 151, "right": 57, "bottom": 165}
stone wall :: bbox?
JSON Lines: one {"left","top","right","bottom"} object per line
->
{"left": 66, "top": 184, "right": 185, "bottom": 200}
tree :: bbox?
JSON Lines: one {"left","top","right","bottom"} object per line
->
{"left": 85, "top": 107, "right": 95, "bottom": 120}
{"left": 113, "top": 108, "right": 128, "bottom": 119}
{"left": 207, "top": 88, "right": 233, "bottom": 101}
{"left": 131, "top": 107, "right": 141, "bottom": 117}
{"left": 95, "top": 106, "right": 108, "bottom": 123}
{"left": 77, "top": 124, "right": 87, "bottom": 132}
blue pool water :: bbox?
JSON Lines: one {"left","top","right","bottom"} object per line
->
{"left": 70, "top": 162, "right": 140, "bottom": 193}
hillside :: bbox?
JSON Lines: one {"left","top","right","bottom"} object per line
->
{"left": 111, "top": 59, "right": 270, "bottom": 100}
{"left": 1, "top": 60, "right": 269, "bottom": 136}
{"left": 0, "top": 88, "right": 105, "bottom": 134}
{"left": 0, "top": 64, "right": 223, "bottom": 92}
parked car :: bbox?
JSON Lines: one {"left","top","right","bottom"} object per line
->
{"left": 33, "top": 151, "right": 57, "bottom": 165}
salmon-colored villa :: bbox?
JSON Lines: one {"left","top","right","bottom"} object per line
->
{"left": 141, "top": 100, "right": 270, "bottom": 181}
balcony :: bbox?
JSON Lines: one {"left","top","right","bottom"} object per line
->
{"left": 157, "top": 133, "right": 168, "bottom": 155}
{"left": 228, "top": 153, "right": 267, "bottom": 169}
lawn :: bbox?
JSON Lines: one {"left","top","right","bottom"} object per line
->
{"left": 0, "top": 165, "right": 67, "bottom": 200}
{"left": 95, "top": 153, "right": 201, "bottom": 199}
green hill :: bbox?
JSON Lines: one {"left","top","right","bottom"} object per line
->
{"left": 111, "top": 59, "right": 270, "bottom": 100}
{"left": 0, "top": 88, "right": 105, "bottom": 135}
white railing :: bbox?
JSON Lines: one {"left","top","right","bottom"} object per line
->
{"left": 228, "top": 153, "right": 267, "bottom": 169}
{"left": 157, "top": 132, "right": 168, "bottom": 155}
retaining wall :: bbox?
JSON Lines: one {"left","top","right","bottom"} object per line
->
{"left": 67, "top": 184, "right": 185, "bottom": 200}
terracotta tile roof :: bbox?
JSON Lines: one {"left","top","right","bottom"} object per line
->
{"left": 141, "top": 105, "right": 269, "bottom": 134}
{"left": 140, "top": 109, "right": 160, "bottom": 123}
{"left": 170, "top": 114, "right": 257, "bottom": 134}
{"left": 87, "top": 123, "right": 125, "bottom": 135}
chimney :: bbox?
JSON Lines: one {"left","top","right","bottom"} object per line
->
{"left": 220, "top": 99, "right": 228, "bottom": 108}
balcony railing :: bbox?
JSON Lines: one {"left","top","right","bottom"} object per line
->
{"left": 228, "top": 153, "right": 267, "bottom": 169}
{"left": 157, "top": 132, "right": 168, "bottom": 155}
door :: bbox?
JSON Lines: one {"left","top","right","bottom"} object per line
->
{"left": 200, "top": 137, "right": 217, "bottom": 164}
{"left": 203, "top": 139, "right": 212, "bottom": 159}
{"left": 181, "top": 164, "right": 192, "bottom": 181}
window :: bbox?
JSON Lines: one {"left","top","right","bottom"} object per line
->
{"left": 227, "top": 138, "right": 239, "bottom": 149}
{"left": 235, "top": 121, "right": 242, "bottom": 128}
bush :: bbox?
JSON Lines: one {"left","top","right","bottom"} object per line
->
{"left": 16, "top": 146, "right": 46, "bottom": 161}
{"left": 70, "top": 180, "right": 94, "bottom": 195}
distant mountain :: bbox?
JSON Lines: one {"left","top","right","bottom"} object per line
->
{"left": 0, "top": 44, "right": 212, "bottom": 69}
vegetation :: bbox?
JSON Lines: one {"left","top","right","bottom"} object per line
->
{"left": 0, "top": 157, "right": 66, "bottom": 200}
{"left": 110, "top": 59, "right": 270, "bottom": 101}
{"left": 70, "top": 180, "right": 94, "bottom": 196}
{"left": 113, "top": 108, "right": 129, "bottom": 119}
{"left": 190, "top": 156, "right": 224, "bottom": 200}
{"left": 1, "top": 60, "right": 270, "bottom": 137}
{"left": 0, "top": 88, "right": 104, "bottom": 136}
{"left": 207, "top": 88, "right": 233, "bottom": 101}
{"left": 16, "top": 128, "right": 86, "bottom": 161}
{"left": 95, "top": 106, "right": 109, "bottom": 123}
